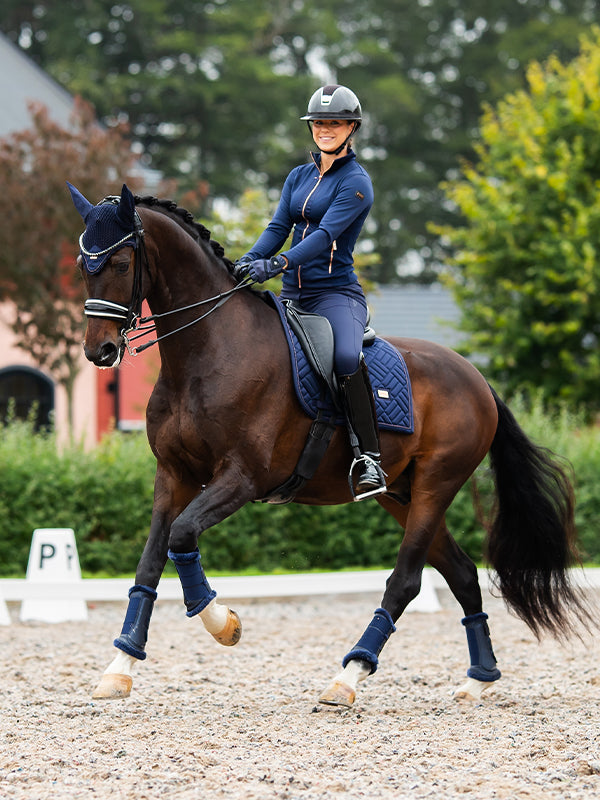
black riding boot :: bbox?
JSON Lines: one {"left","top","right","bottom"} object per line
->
{"left": 339, "top": 362, "right": 387, "bottom": 500}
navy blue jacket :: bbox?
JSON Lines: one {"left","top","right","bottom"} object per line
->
{"left": 244, "top": 150, "right": 373, "bottom": 290}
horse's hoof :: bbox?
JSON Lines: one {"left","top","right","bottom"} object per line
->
{"left": 92, "top": 673, "right": 133, "bottom": 700}
{"left": 453, "top": 676, "right": 494, "bottom": 702}
{"left": 211, "top": 609, "right": 242, "bottom": 646}
{"left": 319, "top": 681, "right": 356, "bottom": 708}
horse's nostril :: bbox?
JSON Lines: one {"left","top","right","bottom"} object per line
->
{"left": 98, "top": 342, "right": 120, "bottom": 366}
{"left": 85, "top": 340, "right": 120, "bottom": 367}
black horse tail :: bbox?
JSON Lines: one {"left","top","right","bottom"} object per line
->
{"left": 486, "top": 386, "right": 591, "bottom": 639}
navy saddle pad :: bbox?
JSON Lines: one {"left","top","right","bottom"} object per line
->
{"left": 269, "top": 293, "right": 414, "bottom": 433}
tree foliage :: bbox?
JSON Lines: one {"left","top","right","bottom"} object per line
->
{"left": 434, "top": 30, "right": 600, "bottom": 411}
{"left": 0, "top": 98, "right": 139, "bottom": 428}
{"left": 1, "top": 1, "right": 597, "bottom": 280}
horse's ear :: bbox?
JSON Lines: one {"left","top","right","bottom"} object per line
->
{"left": 67, "top": 181, "right": 94, "bottom": 221}
{"left": 116, "top": 183, "right": 136, "bottom": 228}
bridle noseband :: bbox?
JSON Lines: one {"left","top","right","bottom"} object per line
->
{"left": 82, "top": 198, "right": 251, "bottom": 355}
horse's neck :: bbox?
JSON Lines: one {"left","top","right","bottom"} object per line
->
{"left": 148, "top": 259, "right": 227, "bottom": 316}
{"left": 145, "top": 219, "right": 228, "bottom": 314}
{"left": 140, "top": 212, "right": 281, "bottom": 383}
{"left": 146, "top": 247, "right": 250, "bottom": 377}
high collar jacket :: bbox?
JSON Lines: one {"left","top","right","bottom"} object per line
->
{"left": 246, "top": 150, "right": 373, "bottom": 290}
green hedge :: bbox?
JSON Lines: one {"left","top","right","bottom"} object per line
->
{"left": 1, "top": 400, "right": 598, "bottom": 577}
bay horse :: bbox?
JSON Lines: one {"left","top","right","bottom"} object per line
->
{"left": 69, "top": 182, "right": 591, "bottom": 707}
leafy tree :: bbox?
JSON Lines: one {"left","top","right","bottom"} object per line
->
{"left": 323, "top": 0, "right": 598, "bottom": 280}
{"left": 0, "top": 0, "right": 320, "bottom": 210}
{"left": 0, "top": 98, "right": 139, "bottom": 430}
{"left": 433, "top": 30, "right": 600, "bottom": 412}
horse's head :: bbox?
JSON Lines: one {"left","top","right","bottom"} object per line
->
{"left": 68, "top": 182, "right": 145, "bottom": 368}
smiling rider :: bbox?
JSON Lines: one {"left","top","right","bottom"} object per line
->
{"left": 235, "top": 84, "right": 386, "bottom": 500}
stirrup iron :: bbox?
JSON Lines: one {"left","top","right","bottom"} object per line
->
{"left": 348, "top": 454, "right": 387, "bottom": 501}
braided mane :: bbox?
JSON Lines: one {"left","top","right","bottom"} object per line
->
{"left": 134, "top": 195, "right": 234, "bottom": 272}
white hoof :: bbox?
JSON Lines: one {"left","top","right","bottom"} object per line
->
{"left": 319, "top": 680, "right": 357, "bottom": 707}
{"left": 319, "top": 659, "right": 371, "bottom": 707}
{"left": 92, "top": 673, "right": 133, "bottom": 700}
{"left": 92, "top": 650, "right": 137, "bottom": 700}
{"left": 211, "top": 609, "right": 242, "bottom": 646}
{"left": 199, "top": 600, "right": 242, "bottom": 646}
{"left": 454, "top": 676, "right": 496, "bottom": 701}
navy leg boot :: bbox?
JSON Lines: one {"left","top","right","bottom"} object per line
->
{"left": 169, "top": 548, "right": 217, "bottom": 617}
{"left": 114, "top": 584, "right": 157, "bottom": 660}
{"left": 342, "top": 607, "right": 396, "bottom": 674}
{"left": 462, "top": 612, "right": 501, "bottom": 681}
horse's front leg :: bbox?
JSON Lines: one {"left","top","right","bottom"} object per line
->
{"left": 92, "top": 498, "right": 171, "bottom": 700}
{"left": 93, "top": 465, "right": 253, "bottom": 700}
{"left": 165, "top": 463, "right": 256, "bottom": 643}
{"left": 166, "top": 548, "right": 242, "bottom": 647}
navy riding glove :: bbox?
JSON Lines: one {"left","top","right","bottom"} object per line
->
{"left": 232, "top": 256, "right": 252, "bottom": 281}
{"left": 247, "top": 255, "right": 287, "bottom": 283}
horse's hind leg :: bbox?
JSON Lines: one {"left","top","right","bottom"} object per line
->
{"left": 320, "top": 493, "right": 429, "bottom": 707}
{"left": 427, "top": 523, "right": 501, "bottom": 700}
{"left": 319, "top": 607, "right": 396, "bottom": 707}
{"left": 320, "top": 486, "right": 499, "bottom": 708}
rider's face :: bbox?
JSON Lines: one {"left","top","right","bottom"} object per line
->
{"left": 311, "top": 119, "right": 353, "bottom": 153}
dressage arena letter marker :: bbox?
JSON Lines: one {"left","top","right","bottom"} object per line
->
{"left": 39, "top": 543, "right": 56, "bottom": 568}
{"left": 19, "top": 528, "right": 88, "bottom": 623}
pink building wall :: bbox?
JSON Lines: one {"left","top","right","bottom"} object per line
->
{"left": 0, "top": 301, "right": 156, "bottom": 444}
{"left": 0, "top": 301, "right": 97, "bottom": 445}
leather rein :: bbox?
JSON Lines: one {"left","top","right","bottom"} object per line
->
{"left": 82, "top": 203, "right": 251, "bottom": 356}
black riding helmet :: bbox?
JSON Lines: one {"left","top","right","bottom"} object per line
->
{"left": 301, "top": 84, "right": 362, "bottom": 155}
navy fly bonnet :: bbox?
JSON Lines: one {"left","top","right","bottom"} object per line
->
{"left": 67, "top": 182, "right": 139, "bottom": 273}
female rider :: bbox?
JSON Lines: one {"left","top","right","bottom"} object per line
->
{"left": 235, "top": 84, "right": 386, "bottom": 500}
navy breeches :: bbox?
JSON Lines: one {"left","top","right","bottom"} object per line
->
{"left": 280, "top": 283, "right": 368, "bottom": 376}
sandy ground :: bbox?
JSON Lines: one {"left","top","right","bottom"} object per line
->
{"left": 1, "top": 584, "right": 599, "bottom": 800}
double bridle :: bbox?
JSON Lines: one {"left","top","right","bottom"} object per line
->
{"left": 82, "top": 200, "right": 251, "bottom": 356}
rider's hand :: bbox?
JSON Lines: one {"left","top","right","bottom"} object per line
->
{"left": 247, "top": 255, "right": 288, "bottom": 284}
{"left": 232, "top": 256, "right": 252, "bottom": 281}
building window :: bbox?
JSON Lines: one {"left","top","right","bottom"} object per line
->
{"left": 0, "top": 366, "right": 54, "bottom": 430}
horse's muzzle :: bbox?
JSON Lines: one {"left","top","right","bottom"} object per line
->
{"left": 84, "top": 338, "right": 123, "bottom": 368}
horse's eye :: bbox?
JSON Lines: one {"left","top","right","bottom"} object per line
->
{"left": 114, "top": 261, "right": 130, "bottom": 275}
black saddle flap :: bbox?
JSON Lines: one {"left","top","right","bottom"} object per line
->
{"left": 282, "top": 300, "right": 339, "bottom": 401}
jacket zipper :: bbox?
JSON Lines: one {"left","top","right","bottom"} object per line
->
{"left": 298, "top": 172, "right": 322, "bottom": 288}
